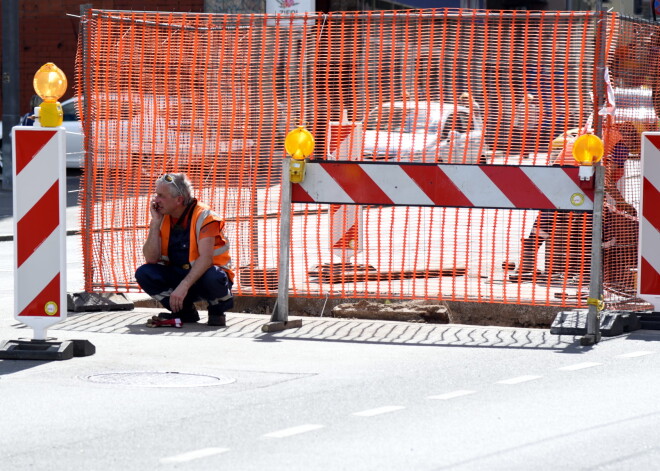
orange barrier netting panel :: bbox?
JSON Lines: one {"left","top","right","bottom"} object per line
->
{"left": 75, "top": 9, "right": 655, "bottom": 309}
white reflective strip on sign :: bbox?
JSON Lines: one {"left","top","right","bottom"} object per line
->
{"left": 14, "top": 136, "right": 60, "bottom": 220}
{"left": 522, "top": 166, "right": 591, "bottom": 210}
{"left": 642, "top": 218, "right": 660, "bottom": 275}
{"left": 15, "top": 229, "right": 61, "bottom": 314}
{"left": 360, "top": 164, "right": 433, "bottom": 205}
{"left": 644, "top": 136, "right": 660, "bottom": 191}
{"left": 442, "top": 165, "right": 513, "bottom": 208}
{"left": 299, "top": 164, "right": 353, "bottom": 203}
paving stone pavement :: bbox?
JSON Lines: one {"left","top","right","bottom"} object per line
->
{"left": 3, "top": 307, "right": 577, "bottom": 350}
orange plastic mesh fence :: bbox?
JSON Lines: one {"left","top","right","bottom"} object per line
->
{"left": 75, "top": 9, "right": 655, "bottom": 309}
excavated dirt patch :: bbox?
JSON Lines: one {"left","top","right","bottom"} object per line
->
{"left": 134, "top": 296, "right": 559, "bottom": 329}
{"left": 331, "top": 299, "right": 450, "bottom": 324}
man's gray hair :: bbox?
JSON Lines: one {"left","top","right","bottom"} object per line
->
{"left": 157, "top": 173, "right": 194, "bottom": 205}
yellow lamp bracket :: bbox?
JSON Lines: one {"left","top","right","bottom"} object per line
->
{"left": 33, "top": 62, "right": 68, "bottom": 128}
{"left": 285, "top": 126, "right": 315, "bottom": 184}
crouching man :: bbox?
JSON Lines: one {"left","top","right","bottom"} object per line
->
{"left": 135, "top": 173, "right": 234, "bottom": 328}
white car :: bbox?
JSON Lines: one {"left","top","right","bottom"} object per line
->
{"left": 0, "top": 98, "right": 84, "bottom": 170}
{"left": 59, "top": 94, "right": 254, "bottom": 170}
{"left": 363, "top": 101, "right": 489, "bottom": 164}
{"left": 61, "top": 97, "right": 85, "bottom": 169}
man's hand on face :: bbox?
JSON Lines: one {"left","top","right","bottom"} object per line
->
{"left": 150, "top": 197, "right": 163, "bottom": 222}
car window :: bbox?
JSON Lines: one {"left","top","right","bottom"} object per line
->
{"left": 405, "top": 110, "right": 440, "bottom": 133}
{"left": 367, "top": 106, "right": 404, "bottom": 131}
{"left": 441, "top": 111, "right": 470, "bottom": 139}
{"left": 454, "top": 112, "right": 470, "bottom": 133}
{"left": 367, "top": 106, "right": 439, "bottom": 133}
{"left": 62, "top": 100, "right": 79, "bottom": 121}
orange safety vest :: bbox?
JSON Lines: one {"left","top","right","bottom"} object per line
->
{"left": 159, "top": 202, "right": 234, "bottom": 282}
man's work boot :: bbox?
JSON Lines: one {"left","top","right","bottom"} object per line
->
{"left": 207, "top": 313, "right": 226, "bottom": 327}
{"left": 207, "top": 297, "right": 233, "bottom": 327}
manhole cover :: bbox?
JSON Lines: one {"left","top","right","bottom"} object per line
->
{"left": 84, "top": 371, "right": 236, "bottom": 388}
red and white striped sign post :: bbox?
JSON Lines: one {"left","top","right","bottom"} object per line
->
{"left": 12, "top": 126, "right": 67, "bottom": 340}
{"left": 0, "top": 63, "right": 94, "bottom": 359}
{"left": 639, "top": 133, "right": 660, "bottom": 309}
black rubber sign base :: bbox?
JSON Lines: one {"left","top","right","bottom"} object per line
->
{"left": 0, "top": 339, "right": 95, "bottom": 361}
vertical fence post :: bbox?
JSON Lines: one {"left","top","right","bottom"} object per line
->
{"left": 582, "top": 165, "right": 605, "bottom": 345}
{"left": 580, "top": 11, "right": 608, "bottom": 346}
{"left": 262, "top": 157, "right": 302, "bottom": 332}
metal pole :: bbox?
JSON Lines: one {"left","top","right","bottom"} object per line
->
{"left": 582, "top": 165, "right": 604, "bottom": 345}
{"left": 274, "top": 157, "right": 291, "bottom": 324}
{"left": 581, "top": 10, "right": 606, "bottom": 346}
{"left": 2, "top": 0, "right": 20, "bottom": 191}
{"left": 261, "top": 158, "right": 304, "bottom": 332}
{"left": 79, "top": 4, "right": 94, "bottom": 293}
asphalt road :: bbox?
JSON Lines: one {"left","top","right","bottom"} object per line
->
{"left": 1, "top": 305, "right": 660, "bottom": 470}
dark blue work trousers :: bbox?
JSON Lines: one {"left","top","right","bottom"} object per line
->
{"left": 135, "top": 263, "right": 233, "bottom": 315}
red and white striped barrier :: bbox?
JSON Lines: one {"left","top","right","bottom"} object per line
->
{"left": 639, "top": 133, "right": 660, "bottom": 309}
{"left": 326, "top": 115, "right": 364, "bottom": 259}
{"left": 13, "top": 127, "right": 67, "bottom": 340}
{"left": 330, "top": 204, "right": 362, "bottom": 258}
{"left": 292, "top": 161, "right": 595, "bottom": 211}
{"left": 326, "top": 114, "right": 362, "bottom": 160}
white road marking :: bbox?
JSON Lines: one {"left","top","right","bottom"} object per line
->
{"left": 160, "top": 447, "right": 229, "bottom": 464}
{"left": 428, "top": 390, "right": 477, "bottom": 400}
{"left": 352, "top": 406, "right": 405, "bottom": 417}
{"left": 616, "top": 351, "right": 655, "bottom": 358}
{"left": 263, "top": 424, "right": 325, "bottom": 438}
{"left": 496, "top": 375, "right": 542, "bottom": 385}
{"left": 558, "top": 362, "right": 602, "bottom": 371}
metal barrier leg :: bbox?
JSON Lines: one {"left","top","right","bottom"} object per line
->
{"left": 581, "top": 165, "right": 605, "bottom": 346}
{"left": 262, "top": 158, "right": 302, "bottom": 333}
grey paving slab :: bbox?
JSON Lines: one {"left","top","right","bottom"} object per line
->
{"left": 1, "top": 307, "right": 576, "bottom": 351}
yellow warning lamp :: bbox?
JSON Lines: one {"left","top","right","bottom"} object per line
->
{"left": 285, "top": 126, "right": 315, "bottom": 183}
{"left": 33, "top": 63, "right": 68, "bottom": 127}
{"left": 285, "top": 126, "right": 315, "bottom": 160}
{"left": 572, "top": 133, "right": 604, "bottom": 165}
{"left": 572, "top": 133, "right": 604, "bottom": 190}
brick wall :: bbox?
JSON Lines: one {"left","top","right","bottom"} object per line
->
{"left": 1, "top": 0, "right": 204, "bottom": 114}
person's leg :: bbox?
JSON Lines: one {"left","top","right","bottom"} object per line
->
{"left": 188, "top": 266, "right": 233, "bottom": 326}
{"left": 135, "top": 264, "right": 199, "bottom": 322}
{"left": 510, "top": 212, "right": 549, "bottom": 282}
